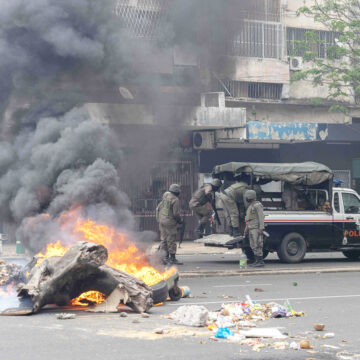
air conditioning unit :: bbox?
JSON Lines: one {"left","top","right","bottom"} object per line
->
{"left": 289, "top": 56, "right": 303, "bottom": 71}
{"left": 193, "top": 131, "right": 215, "bottom": 150}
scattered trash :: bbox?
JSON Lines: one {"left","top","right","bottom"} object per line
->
{"left": 313, "top": 323, "right": 325, "bottom": 331}
{"left": 336, "top": 351, "right": 358, "bottom": 360}
{"left": 154, "top": 328, "right": 164, "bottom": 334}
{"left": 321, "top": 345, "right": 340, "bottom": 350}
{"left": 141, "top": 313, "right": 150, "bottom": 318}
{"left": 215, "top": 327, "right": 234, "bottom": 339}
{"left": 300, "top": 340, "right": 312, "bottom": 349}
{"left": 0, "top": 261, "right": 24, "bottom": 286}
{"left": 239, "top": 327, "right": 287, "bottom": 339}
{"left": 119, "top": 312, "right": 128, "bottom": 317}
{"left": 254, "top": 288, "right": 264, "bottom": 292}
{"left": 252, "top": 343, "right": 265, "bottom": 352}
{"left": 273, "top": 341, "right": 289, "bottom": 350}
{"left": 290, "top": 341, "right": 300, "bottom": 350}
{"left": 180, "top": 286, "right": 191, "bottom": 298}
{"left": 227, "top": 334, "right": 245, "bottom": 342}
{"left": 170, "top": 305, "right": 208, "bottom": 327}
{"left": 132, "top": 319, "right": 140, "bottom": 323}
{"left": 307, "top": 350, "right": 318, "bottom": 354}
{"left": 322, "top": 332, "right": 335, "bottom": 339}
{"left": 56, "top": 313, "right": 76, "bottom": 320}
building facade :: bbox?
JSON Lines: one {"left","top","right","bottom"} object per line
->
{"left": 85, "top": 0, "right": 360, "bottom": 237}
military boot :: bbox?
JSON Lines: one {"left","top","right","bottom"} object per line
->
{"left": 169, "top": 254, "right": 183, "bottom": 265}
{"left": 250, "top": 256, "right": 265, "bottom": 267}
{"left": 228, "top": 226, "right": 234, "bottom": 237}
{"left": 196, "top": 224, "right": 204, "bottom": 239}
{"left": 232, "top": 227, "right": 241, "bottom": 237}
{"left": 162, "top": 252, "right": 170, "bottom": 265}
{"left": 204, "top": 222, "right": 212, "bottom": 236}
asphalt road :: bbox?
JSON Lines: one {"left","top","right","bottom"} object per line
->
{"left": 176, "top": 251, "right": 360, "bottom": 276}
{"left": 1, "top": 271, "right": 359, "bottom": 360}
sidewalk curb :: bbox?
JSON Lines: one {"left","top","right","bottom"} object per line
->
{"left": 179, "top": 266, "right": 360, "bottom": 278}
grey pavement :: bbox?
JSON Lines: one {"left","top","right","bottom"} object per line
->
{"left": 0, "top": 272, "right": 359, "bottom": 360}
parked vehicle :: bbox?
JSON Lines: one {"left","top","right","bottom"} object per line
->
{"left": 196, "top": 162, "right": 360, "bottom": 263}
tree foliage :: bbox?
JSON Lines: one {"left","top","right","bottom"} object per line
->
{"left": 293, "top": 0, "right": 360, "bottom": 112}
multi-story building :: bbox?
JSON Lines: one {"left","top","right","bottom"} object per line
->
{"left": 83, "top": 0, "right": 360, "bottom": 237}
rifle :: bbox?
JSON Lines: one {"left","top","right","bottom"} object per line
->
{"left": 178, "top": 221, "right": 186, "bottom": 248}
{"left": 211, "top": 199, "right": 222, "bottom": 226}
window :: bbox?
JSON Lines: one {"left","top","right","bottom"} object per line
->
{"left": 342, "top": 193, "right": 360, "bottom": 214}
{"left": 286, "top": 27, "right": 338, "bottom": 59}
{"left": 115, "top": 0, "right": 168, "bottom": 39}
{"left": 227, "top": 20, "right": 283, "bottom": 59}
{"left": 333, "top": 192, "right": 340, "bottom": 213}
{"left": 213, "top": 79, "right": 282, "bottom": 100}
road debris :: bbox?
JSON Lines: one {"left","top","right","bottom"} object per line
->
{"left": 239, "top": 327, "right": 286, "bottom": 339}
{"left": 322, "top": 332, "right": 335, "bottom": 339}
{"left": 313, "top": 323, "right": 325, "bottom": 331}
{"left": 299, "top": 340, "right": 312, "bottom": 349}
{"left": 56, "top": 313, "right": 76, "bottom": 320}
{"left": 254, "top": 288, "right": 264, "bottom": 292}
{"left": 170, "top": 305, "right": 209, "bottom": 327}
{"left": 0, "top": 261, "right": 24, "bottom": 286}
{"left": 273, "top": 341, "right": 289, "bottom": 350}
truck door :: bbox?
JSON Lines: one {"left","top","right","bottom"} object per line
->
{"left": 341, "top": 191, "right": 360, "bottom": 245}
{"left": 332, "top": 191, "right": 345, "bottom": 246}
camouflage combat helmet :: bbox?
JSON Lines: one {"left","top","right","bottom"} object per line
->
{"left": 211, "top": 178, "right": 222, "bottom": 188}
{"left": 245, "top": 189, "right": 257, "bottom": 201}
{"left": 169, "top": 183, "right": 181, "bottom": 193}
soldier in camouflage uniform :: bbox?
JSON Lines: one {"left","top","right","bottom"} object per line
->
{"left": 244, "top": 189, "right": 265, "bottom": 267}
{"left": 219, "top": 179, "right": 249, "bottom": 237}
{"left": 189, "top": 178, "right": 222, "bottom": 239}
{"left": 156, "top": 184, "right": 183, "bottom": 265}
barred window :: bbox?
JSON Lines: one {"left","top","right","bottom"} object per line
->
{"left": 286, "top": 27, "right": 338, "bottom": 58}
{"left": 114, "top": 0, "right": 169, "bottom": 39}
{"left": 214, "top": 79, "right": 282, "bottom": 100}
{"left": 226, "top": 20, "right": 283, "bottom": 59}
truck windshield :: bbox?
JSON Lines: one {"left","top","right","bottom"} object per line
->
{"left": 342, "top": 193, "right": 360, "bottom": 214}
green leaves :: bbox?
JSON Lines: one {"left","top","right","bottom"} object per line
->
{"left": 294, "top": 0, "right": 360, "bottom": 111}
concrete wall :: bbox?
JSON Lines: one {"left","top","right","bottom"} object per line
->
{"left": 215, "top": 56, "right": 290, "bottom": 84}
{"left": 282, "top": 0, "right": 328, "bottom": 30}
{"left": 240, "top": 102, "right": 348, "bottom": 123}
{"left": 84, "top": 102, "right": 246, "bottom": 129}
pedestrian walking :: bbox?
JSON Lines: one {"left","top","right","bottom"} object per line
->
{"left": 244, "top": 189, "right": 265, "bottom": 267}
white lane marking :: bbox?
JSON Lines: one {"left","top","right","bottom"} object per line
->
{"left": 213, "top": 283, "right": 272, "bottom": 288}
{"left": 167, "top": 294, "right": 360, "bottom": 306}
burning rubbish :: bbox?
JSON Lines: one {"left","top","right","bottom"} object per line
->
{"left": 1, "top": 210, "right": 185, "bottom": 315}
{"left": 0, "top": 207, "right": 186, "bottom": 316}
{"left": 17, "top": 241, "right": 153, "bottom": 314}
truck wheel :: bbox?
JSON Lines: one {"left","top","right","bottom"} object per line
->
{"left": 342, "top": 250, "right": 360, "bottom": 261}
{"left": 277, "top": 233, "right": 306, "bottom": 263}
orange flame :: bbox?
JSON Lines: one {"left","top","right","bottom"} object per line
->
{"left": 70, "top": 291, "right": 106, "bottom": 306}
{"left": 35, "top": 208, "right": 176, "bottom": 288}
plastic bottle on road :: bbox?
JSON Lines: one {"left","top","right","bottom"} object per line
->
{"left": 239, "top": 250, "right": 247, "bottom": 269}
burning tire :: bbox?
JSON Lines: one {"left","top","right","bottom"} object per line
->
{"left": 150, "top": 280, "right": 168, "bottom": 305}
